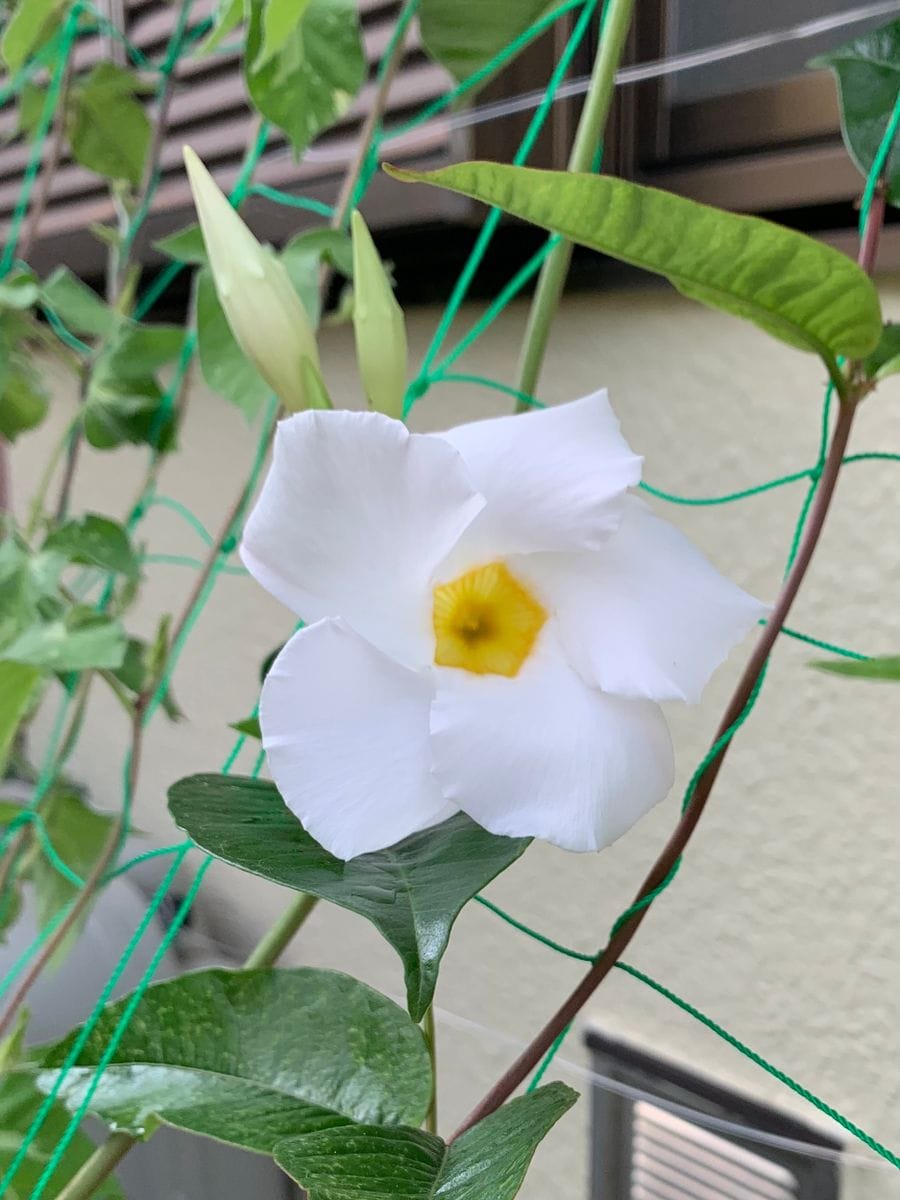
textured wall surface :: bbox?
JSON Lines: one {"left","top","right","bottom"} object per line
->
{"left": 14, "top": 275, "right": 900, "bottom": 1197}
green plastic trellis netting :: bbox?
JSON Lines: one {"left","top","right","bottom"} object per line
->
{"left": 1, "top": 0, "right": 900, "bottom": 1194}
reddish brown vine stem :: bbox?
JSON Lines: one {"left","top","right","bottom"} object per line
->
{"left": 452, "top": 190, "right": 886, "bottom": 1143}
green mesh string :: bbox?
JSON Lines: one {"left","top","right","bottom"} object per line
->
{"left": 3, "top": 2, "right": 899, "bottom": 1191}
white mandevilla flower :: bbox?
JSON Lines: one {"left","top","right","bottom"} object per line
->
{"left": 241, "top": 393, "right": 767, "bottom": 860}
{"left": 183, "top": 146, "right": 321, "bottom": 413}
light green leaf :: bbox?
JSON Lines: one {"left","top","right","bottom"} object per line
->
{"left": 83, "top": 326, "right": 180, "bottom": 451}
{"left": 103, "top": 322, "right": 186, "bottom": 379}
{"left": 198, "top": 0, "right": 245, "bottom": 55}
{"left": 195, "top": 268, "right": 269, "bottom": 420}
{"left": 32, "top": 786, "right": 115, "bottom": 945}
{"left": 168, "top": 775, "right": 529, "bottom": 1020}
{"left": 811, "top": 19, "right": 900, "bottom": 205}
{"left": 276, "top": 1083, "right": 578, "bottom": 1199}
{"left": 0, "top": 661, "right": 41, "bottom": 776}
{"left": 3, "top": 608, "right": 126, "bottom": 672}
{"left": 0, "top": 368, "right": 49, "bottom": 442}
{"left": 66, "top": 63, "right": 151, "bottom": 186}
{"left": 281, "top": 227, "right": 353, "bottom": 327}
{"left": 864, "top": 322, "right": 900, "bottom": 379}
{"left": 39, "top": 967, "right": 432, "bottom": 1150}
{"left": 255, "top": 0, "right": 312, "bottom": 68}
{"left": 43, "top": 514, "right": 138, "bottom": 577}
{"left": 0, "top": 269, "right": 39, "bottom": 310}
{"left": 41, "top": 267, "right": 117, "bottom": 337}
{"left": 244, "top": 0, "right": 365, "bottom": 157}
{"left": 154, "top": 223, "right": 207, "bottom": 265}
{"left": 1, "top": 0, "right": 63, "bottom": 72}
{"left": 812, "top": 654, "right": 900, "bottom": 681}
{"left": 110, "top": 632, "right": 182, "bottom": 721}
{"left": 16, "top": 81, "right": 47, "bottom": 141}
{"left": 419, "top": 0, "right": 550, "bottom": 84}
{"left": 388, "top": 163, "right": 883, "bottom": 366}
{"left": 0, "top": 1071, "right": 124, "bottom": 1200}
{"left": 0, "top": 539, "right": 42, "bottom": 652}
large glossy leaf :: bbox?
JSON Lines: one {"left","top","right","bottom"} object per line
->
{"left": 39, "top": 968, "right": 431, "bottom": 1151}
{"left": 0, "top": 1071, "right": 123, "bottom": 1200}
{"left": 276, "top": 1082, "right": 577, "bottom": 1199}
{"left": 388, "top": 163, "right": 883, "bottom": 364}
{"left": 168, "top": 775, "right": 529, "bottom": 1020}
{"left": 419, "top": 0, "right": 550, "bottom": 84}
{"left": 244, "top": 0, "right": 365, "bottom": 157}
{"left": 812, "top": 654, "right": 900, "bottom": 681}
{"left": 812, "top": 19, "right": 900, "bottom": 205}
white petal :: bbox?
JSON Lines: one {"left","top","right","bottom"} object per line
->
{"left": 241, "top": 410, "right": 484, "bottom": 669}
{"left": 429, "top": 630, "right": 673, "bottom": 852}
{"left": 261, "top": 619, "right": 454, "bottom": 860}
{"left": 436, "top": 390, "right": 641, "bottom": 566}
{"left": 517, "top": 496, "right": 768, "bottom": 703}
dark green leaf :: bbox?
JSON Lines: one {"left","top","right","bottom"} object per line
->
{"left": 812, "top": 654, "right": 900, "bottom": 681}
{"left": 811, "top": 19, "right": 900, "bottom": 205}
{"left": 66, "top": 63, "right": 151, "bottom": 186}
{"left": 44, "top": 514, "right": 138, "bottom": 577}
{"left": 419, "top": 0, "right": 549, "bottom": 84}
{"left": 229, "top": 715, "right": 262, "bottom": 739}
{"left": 0, "top": 368, "right": 49, "bottom": 441}
{"left": 110, "top": 634, "right": 182, "bottom": 720}
{"left": 388, "top": 163, "right": 883, "bottom": 365}
{"left": 154, "top": 223, "right": 207, "bottom": 265}
{"left": 41, "top": 267, "right": 117, "bottom": 337}
{"left": 195, "top": 268, "right": 269, "bottom": 420}
{"left": 0, "top": 308, "right": 50, "bottom": 440}
{"left": 1, "top": 0, "right": 63, "bottom": 72}
{"left": 864, "top": 322, "right": 900, "bottom": 379}
{"left": 0, "top": 1071, "right": 124, "bottom": 1200}
{"left": 245, "top": 0, "right": 365, "bottom": 157}
{"left": 276, "top": 1083, "right": 578, "bottom": 1199}
{"left": 39, "top": 967, "right": 432, "bottom": 1150}
{"left": 3, "top": 608, "right": 126, "bottom": 671}
{"left": 0, "top": 661, "right": 41, "bottom": 775}
{"left": 168, "top": 775, "right": 529, "bottom": 1019}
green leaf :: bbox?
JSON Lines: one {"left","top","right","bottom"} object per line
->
{"left": 82, "top": 325, "right": 181, "bottom": 451}
{"left": 33, "top": 786, "right": 115, "bottom": 943}
{"left": 154, "top": 223, "right": 208, "bottom": 266}
{"left": 864, "top": 322, "right": 900, "bottom": 379}
{"left": 1, "top": 0, "right": 63, "bottom": 72}
{"left": 0, "top": 539, "right": 42, "bottom": 652}
{"left": 43, "top": 514, "right": 138, "bottom": 577}
{"left": 199, "top": 0, "right": 245, "bottom": 55}
{"left": 811, "top": 19, "right": 900, "bottom": 205}
{"left": 105, "top": 323, "right": 185, "bottom": 378}
{"left": 0, "top": 1071, "right": 124, "bottom": 1200}
{"left": 388, "top": 163, "right": 883, "bottom": 365}
{"left": 195, "top": 268, "right": 269, "bottom": 420}
{"left": 66, "top": 63, "right": 151, "bottom": 186}
{"left": 168, "top": 775, "right": 529, "bottom": 1020}
{"left": 39, "top": 967, "right": 432, "bottom": 1150}
{"left": 16, "top": 81, "right": 47, "bottom": 141}
{"left": 0, "top": 661, "right": 41, "bottom": 776}
{"left": 0, "top": 269, "right": 39, "bottom": 310}
{"left": 41, "top": 267, "right": 117, "bottom": 337}
{"left": 255, "top": 0, "right": 312, "bottom": 68}
{"left": 281, "top": 228, "right": 353, "bottom": 327}
{"left": 419, "top": 0, "right": 550, "bottom": 84}
{"left": 244, "top": 0, "right": 365, "bottom": 157}
{"left": 229, "top": 715, "right": 262, "bottom": 739}
{"left": 812, "top": 654, "right": 900, "bottom": 681}
{"left": 276, "top": 1082, "right": 578, "bottom": 1199}
{"left": 111, "top": 633, "right": 182, "bottom": 721}
{"left": 0, "top": 368, "right": 49, "bottom": 442}
{"left": 3, "top": 608, "right": 126, "bottom": 672}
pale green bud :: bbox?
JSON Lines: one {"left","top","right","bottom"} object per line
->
{"left": 350, "top": 210, "right": 407, "bottom": 420}
{"left": 183, "top": 146, "right": 322, "bottom": 413}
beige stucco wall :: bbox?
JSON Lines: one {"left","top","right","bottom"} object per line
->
{"left": 13, "top": 275, "right": 900, "bottom": 1197}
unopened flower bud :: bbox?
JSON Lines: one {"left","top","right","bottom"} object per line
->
{"left": 184, "top": 146, "right": 322, "bottom": 412}
{"left": 350, "top": 210, "right": 407, "bottom": 419}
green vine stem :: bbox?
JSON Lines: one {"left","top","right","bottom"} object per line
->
{"left": 451, "top": 189, "right": 888, "bottom": 1141}
{"left": 51, "top": 1132, "right": 134, "bottom": 1200}
{"left": 422, "top": 1005, "right": 438, "bottom": 1134}
{"left": 242, "top": 893, "right": 319, "bottom": 969}
{"left": 515, "top": 0, "right": 636, "bottom": 403}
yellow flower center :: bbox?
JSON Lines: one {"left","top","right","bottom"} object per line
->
{"left": 432, "top": 561, "right": 547, "bottom": 677}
